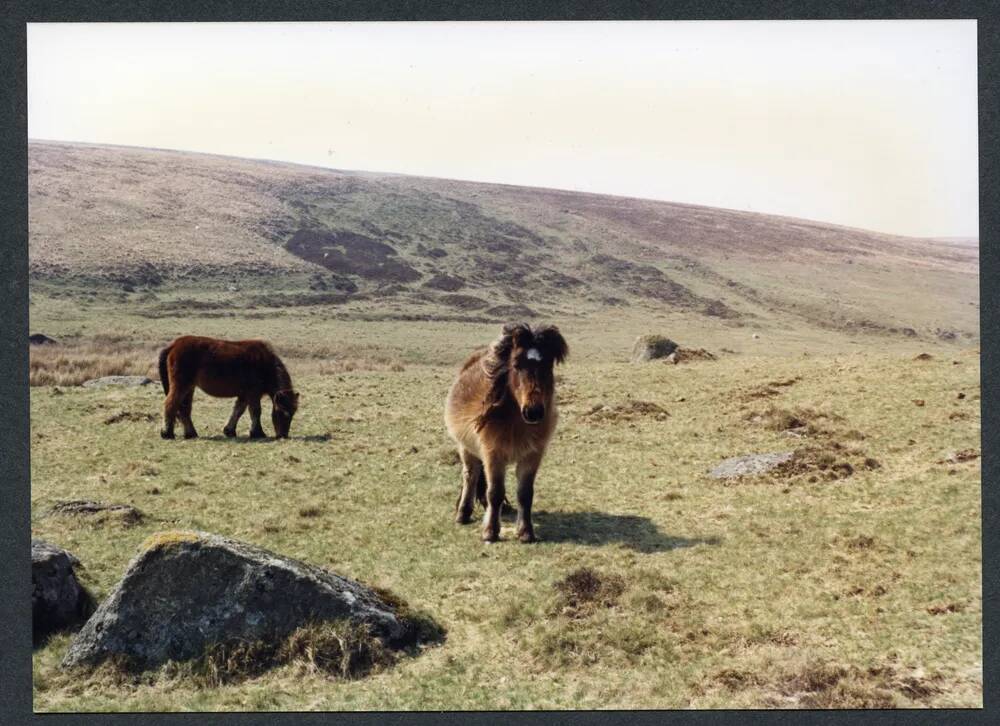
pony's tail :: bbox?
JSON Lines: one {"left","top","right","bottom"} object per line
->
{"left": 158, "top": 345, "right": 171, "bottom": 395}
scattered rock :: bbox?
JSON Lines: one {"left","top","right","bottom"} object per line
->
{"left": 81, "top": 376, "right": 154, "bottom": 388}
{"left": 47, "top": 500, "right": 144, "bottom": 526}
{"left": 710, "top": 452, "right": 795, "bottom": 479}
{"left": 631, "top": 335, "right": 678, "bottom": 363}
{"left": 32, "top": 540, "right": 94, "bottom": 643}
{"left": 752, "top": 333, "right": 760, "bottom": 340}
{"left": 61, "top": 531, "right": 440, "bottom": 672}
{"left": 913, "top": 399, "right": 925, "bottom": 407}
{"left": 900, "top": 327, "right": 918, "bottom": 338}
{"left": 938, "top": 449, "right": 979, "bottom": 464}
{"left": 957, "top": 392, "right": 966, "bottom": 400}
{"left": 30, "top": 333, "right": 58, "bottom": 345}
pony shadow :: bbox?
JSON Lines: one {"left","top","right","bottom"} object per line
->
{"left": 533, "top": 510, "right": 721, "bottom": 553}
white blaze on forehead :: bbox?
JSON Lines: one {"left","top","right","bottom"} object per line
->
{"left": 526, "top": 348, "right": 542, "bottom": 361}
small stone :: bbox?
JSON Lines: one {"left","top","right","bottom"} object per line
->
{"left": 710, "top": 451, "right": 795, "bottom": 479}
{"left": 631, "top": 335, "right": 678, "bottom": 363}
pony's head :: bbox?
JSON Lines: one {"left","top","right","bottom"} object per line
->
{"left": 479, "top": 322, "right": 568, "bottom": 428}
{"left": 272, "top": 389, "right": 300, "bottom": 438}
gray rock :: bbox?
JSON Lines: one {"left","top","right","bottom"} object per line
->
{"left": 710, "top": 451, "right": 795, "bottom": 479}
{"left": 631, "top": 335, "right": 678, "bottom": 363}
{"left": 30, "top": 333, "right": 58, "bottom": 345}
{"left": 81, "top": 375, "right": 154, "bottom": 388}
{"left": 32, "top": 540, "right": 93, "bottom": 642}
{"left": 61, "top": 531, "right": 423, "bottom": 671}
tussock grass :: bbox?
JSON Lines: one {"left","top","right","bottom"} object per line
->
{"left": 30, "top": 340, "right": 159, "bottom": 386}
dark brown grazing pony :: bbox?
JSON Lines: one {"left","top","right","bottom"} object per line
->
{"left": 445, "top": 323, "right": 568, "bottom": 542}
{"left": 158, "top": 336, "right": 300, "bottom": 440}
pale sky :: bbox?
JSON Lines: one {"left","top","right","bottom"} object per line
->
{"left": 28, "top": 20, "right": 978, "bottom": 238}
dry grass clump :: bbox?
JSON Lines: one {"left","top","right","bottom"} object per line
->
{"left": 582, "top": 400, "right": 669, "bottom": 422}
{"left": 46, "top": 500, "right": 144, "bottom": 527}
{"left": 157, "top": 621, "right": 393, "bottom": 687}
{"left": 665, "top": 347, "right": 717, "bottom": 364}
{"left": 744, "top": 406, "right": 842, "bottom": 434}
{"left": 30, "top": 339, "right": 159, "bottom": 386}
{"left": 769, "top": 444, "right": 875, "bottom": 482}
{"left": 551, "top": 567, "right": 626, "bottom": 618}
{"left": 103, "top": 410, "right": 156, "bottom": 425}
{"left": 711, "top": 657, "right": 944, "bottom": 708}
{"left": 518, "top": 568, "right": 679, "bottom": 670}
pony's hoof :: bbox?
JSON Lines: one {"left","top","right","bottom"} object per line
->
{"left": 249, "top": 430, "right": 266, "bottom": 440}
{"left": 223, "top": 428, "right": 237, "bottom": 438}
{"left": 481, "top": 531, "right": 500, "bottom": 543}
{"left": 455, "top": 511, "right": 473, "bottom": 525}
{"left": 183, "top": 430, "right": 199, "bottom": 440}
{"left": 517, "top": 531, "right": 537, "bottom": 544}
{"left": 160, "top": 429, "right": 175, "bottom": 440}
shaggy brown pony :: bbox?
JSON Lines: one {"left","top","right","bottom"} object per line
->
{"left": 158, "top": 336, "right": 300, "bottom": 440}
{"left": 445, "top": 322, "right": 568, "bottom": 542}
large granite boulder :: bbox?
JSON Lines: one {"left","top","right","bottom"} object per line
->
{"left": 62, "top": 531, "right": 434, "bottom": 672}
{"left": 631, "top": 335, "right": 678, "bottom": 363}
{"left": 32, "top": 540, "right": 94, "bottom": 643}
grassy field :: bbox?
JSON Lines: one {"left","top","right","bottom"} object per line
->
{"left": 30, "top": 307, "right": 982, "bottom": 710}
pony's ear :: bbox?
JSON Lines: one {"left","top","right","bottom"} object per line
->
{"left": 535, "top": 325, "right": 568, "bottom": 364}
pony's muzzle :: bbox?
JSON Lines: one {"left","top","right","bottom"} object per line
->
{"left": 522, "top": 403, "right": 545, "bottom": 424}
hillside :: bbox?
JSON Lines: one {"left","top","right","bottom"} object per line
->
{"left": 28, "top": 141, "right": 978, "bottom": 342}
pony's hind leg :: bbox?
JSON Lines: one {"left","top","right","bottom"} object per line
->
{"left": 161, "top": 386, "right": 184, "bottom": 439}
{"left": 223, "top": 398, "right": 247, "bottom": 438}
{"left": 455, "top": 448, "right": 483, "bottom": 524}
{"left": 161, "top": 401, "right": 177, "bottom": 439}
{"left": 248, "top": 397, "right": 266, "bottom": 439}
{"left": 178, "top": 389, "right": 198, "bottom": 439}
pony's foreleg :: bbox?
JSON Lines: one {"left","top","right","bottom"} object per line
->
{"left": 178, "top": 389, "right": 198, "bottom": 439}
{"left": 481, "top": 456, "right": 506, "bottom": 542}
{"left": 248, "top": 397, "right": 266, "bottom": 439}
{"left": 223, "top": 398, "right": 247, "bottom": 438}
{"left": 455, "top": 448, "right": 483, "bottom": 524}
{"left": 514, "top": 454, "right": 542, "bottom": 543}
